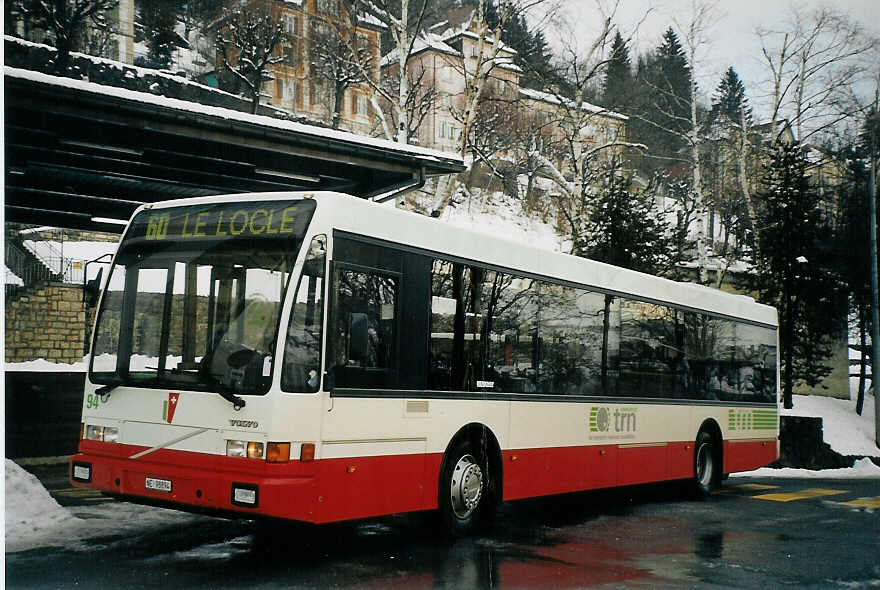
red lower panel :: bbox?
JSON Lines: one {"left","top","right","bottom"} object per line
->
{"left": 668, "top": 441, "right": 695, "bottom": 479}
{"left": 724, "top": 439, "right": 778, "bottom": 473}
{"left": 617, "top": 445, "right": 668, "bottom": 486}
{"left": 71, "top": 437, "right": 777, "bottom": 524}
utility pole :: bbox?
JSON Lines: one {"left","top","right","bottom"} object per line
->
{"left": 869, "top": 111, "right": 880, "bottom": 450}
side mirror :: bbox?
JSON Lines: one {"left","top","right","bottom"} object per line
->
{"left": 348, "top": 312, "right": 369, "bottom": 363}
{"left": 83, "top": 268, "right": 104, "bottom": 307}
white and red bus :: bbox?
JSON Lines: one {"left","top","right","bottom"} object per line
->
{"left": 71, "top": 191, "right": 779, "bottom": 534}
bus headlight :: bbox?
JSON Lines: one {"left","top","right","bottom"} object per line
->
{"left": 226, "top": 440, "right": 264, "bottom": 459}
{"left": 85, "top": 425, "right": 119, "bottom": 442}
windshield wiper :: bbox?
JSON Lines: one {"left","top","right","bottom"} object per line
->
{"left": 201, "top": 373, "right": 246, "bottom": 410}
{"left": 217, "top": 386, "right": 246, "bottom": 411}
{"left": 96, "top": 380, "right": 123, "bottom": 402}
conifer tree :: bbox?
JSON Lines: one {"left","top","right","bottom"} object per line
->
{"left": 138, "top": 0, "right": 183, "bottom": 69}
{"left": 704, "top": 66, "right": 756, "bottom": 252}
{"left": 632, "top": 27, "right": 692, "bottom": 167}
{"left": 707, "top": 67, "right": 751, "bottom": 129}
{"left": 749, "top": 142, "right": 843, "bottom": 408}
{"left": 575, "top": 158, "right": 674, "bottom": 274}
{"left": 602, "top": 30, "right": 632, "bottom": 112}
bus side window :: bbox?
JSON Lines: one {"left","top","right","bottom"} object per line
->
{"left": 330, "top": 266, "right": 398, "bottom": 388}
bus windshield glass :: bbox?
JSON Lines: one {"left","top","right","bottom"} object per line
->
{"left": 89, "top": 199, "right": 316, "bottom": 396}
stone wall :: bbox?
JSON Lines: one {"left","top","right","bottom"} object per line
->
{"left": 5, "top": 283, "right": 87, "bottom": 364}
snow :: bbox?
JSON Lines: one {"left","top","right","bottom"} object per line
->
{"left": 519, "top": 87, "right": 628, "bottom": 120}
{"left": 22, "top": 240, "right": 117, "bottom": 283}
{"left": 6, "top": 35, "right": 237, "bottom": 98}
{"left": 5, "top": 66, "right": 462, "bottom": 165}
{"left": 5, "top": 265, "right": 24, "bottom": 286}
{"left": 435, "top": 189, "right": 569, "bottom": 253}
{"left": 4, "top": 459, "right": 208, "bottom": 553}
{"left": 4, "top": 355, "right": 90, "bottom": 372}
{"left": 784, "top": 394, "right": 878, "bottom": 458}
{"left": 732, "top": 457, "right": 880, "bottom": 480}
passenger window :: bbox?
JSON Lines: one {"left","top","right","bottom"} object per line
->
{"left": 282, "top": 235, "right": 326, "bottom": 393}
{"left": 330, "top": 266, "right": 398, "bottom": 388}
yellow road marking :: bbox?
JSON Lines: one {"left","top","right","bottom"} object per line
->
{"left": 838, "top": 497, "right": 880, "bottom": 509}
{"left": 730, "top": 483, "right": 780, "bottom": 491}
{"left": 751, "top": 488, "right": 847, "bottom": 502}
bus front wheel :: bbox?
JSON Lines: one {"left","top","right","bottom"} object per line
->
{"left": 694, "top": 431, "right": 720, "bottom": 496}
{"left": 439, "top": 439, "right": 492, "bottom": 535}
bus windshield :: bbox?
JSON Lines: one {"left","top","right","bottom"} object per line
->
{"left": 89, "top": 199, "right": 316, "bottom": 396}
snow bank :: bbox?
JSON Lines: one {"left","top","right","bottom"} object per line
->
{"left": 4, "top": 459, "right": 210, "bottom": 553}
{"left": 785, "top": 394, "right": 878, "bottom": 458}
{"left": 732, "top": 457, "right": 880, "bottom": 479}
{"left": 5, "top": 459, "right": 82, "bottom": 552}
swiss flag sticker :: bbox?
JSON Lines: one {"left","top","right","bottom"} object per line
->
{"left": 165, "top": 392, "right": 180, "bottom": 424}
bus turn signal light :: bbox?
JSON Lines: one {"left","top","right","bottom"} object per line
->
{"left": 266, "top": 442, "right": 291, "bottom": 463}
{"left": 300, "top": 443, "right": 315, "bottom": 462}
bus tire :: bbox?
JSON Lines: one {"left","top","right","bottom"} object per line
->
{"left": 693, "top": 431, "right": 720, "bottom": 497}
{"left": 439, "top": 438, "right": 493, "bottom": 536}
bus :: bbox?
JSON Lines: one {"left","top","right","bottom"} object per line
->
{"left": 71, "top": 191, "right": 779, "bottom": 534}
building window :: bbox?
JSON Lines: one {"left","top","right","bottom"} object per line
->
{"left": 355, "top": 95, "right": 368, "bottom": 117}
{"left": 284, "top": 15, "right": 299, "bottom": 36}
{"left": 316, "top": 0, "right": 339, "bottom": 13}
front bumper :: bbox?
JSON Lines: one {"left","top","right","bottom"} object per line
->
{"left": 71, "top": 441, "right": 319, "bottom": 522}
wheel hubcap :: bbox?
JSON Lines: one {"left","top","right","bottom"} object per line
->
{"left": 697, "top": 443, "right": 713, "bottom": 487}
{"left": 450, "top": 454, "right": 483, "bottom": 519}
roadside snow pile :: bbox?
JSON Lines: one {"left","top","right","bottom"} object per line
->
{"left": 733, "top": 457, "right": 880, "bottom": 479}
{"left": 5, "top": 459, "right": 82, "bottom": 552}
{"left": 4, "top": 459, "right": 211, "bottom": 553}
{"left": 785, "top": 394, "right": 878, "bottom": 458}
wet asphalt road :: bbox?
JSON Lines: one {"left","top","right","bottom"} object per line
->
{"left": 6, "top": 465, "right": 880, "bottom": 589}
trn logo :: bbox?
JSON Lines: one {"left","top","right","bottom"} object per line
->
{"left": 590, "top": 406, "right": 637, "bottom": 433}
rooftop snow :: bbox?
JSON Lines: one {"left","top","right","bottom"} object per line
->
{"left": 519, "top": 88, "right": 628, "bottom": 120}
{"left": 5, "top": 66, "right": 462, "bottom": 167}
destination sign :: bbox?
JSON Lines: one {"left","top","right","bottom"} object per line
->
{"left": 129, "top": 200, "right": 316, "bottom": 242}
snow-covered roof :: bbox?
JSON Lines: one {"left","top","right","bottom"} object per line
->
{"left": 5, "top": 266, "right": 24, "bottom": 287}
{"left": 444, "top": 28, "right": 519, "bottom": 56}
{"left": 5, "top": 66, "right": 463, "bottom": 167}
{"left": 519, "top": 88, "right": 628, "bottom": 121}
{"left": 357, "top": 12, "right": 386, "bottom": 29}
{"left": 381, "top": 31, "right": 461, "bottom": 68}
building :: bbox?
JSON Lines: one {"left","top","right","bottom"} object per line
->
{"left": 226, "top": 0, "right": 384, "bottom": 135}
{"left": 382, "top": 19, "right": 627, "bottom": 165}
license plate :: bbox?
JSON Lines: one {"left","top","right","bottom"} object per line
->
{"left": 73, "top": 465, "right": 90, "bottom": 481}
{"left": 145, "top": 477, "right": 172, "bottom": 493}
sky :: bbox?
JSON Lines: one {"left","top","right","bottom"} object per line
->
{"left": 537, "top": 0, "right": 879, "bottom": 122}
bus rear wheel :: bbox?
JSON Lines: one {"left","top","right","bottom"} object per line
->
{"left": 439, "top": 439, "right": 492, "bottom": 536}
{"left": 693, "top": 431, "right": 720, "bottom": 496}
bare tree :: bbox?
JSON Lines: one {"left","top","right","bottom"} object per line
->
{"left": 308, "top": 17, "right": 373, "bottom": 129}
{"left": 499, "top": 1, "right": 647, "bottom": 232}
{"left": 345, "top": 0, "right": 432, "bottom": 143}
{"left": 757, "top": 5, "right": 878, "bottom": 143}
{"left": 37, "top": 0, "right": 119, "bottom": 71}
{"left": 428, "top": 0, "right": 556, "bottom": 216}
{"left": 216, "top": 3, "right": 285, "bottom": 114}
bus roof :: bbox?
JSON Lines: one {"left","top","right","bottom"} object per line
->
{"left": 136, "top": 191, "right": 778, "bottom": 327}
